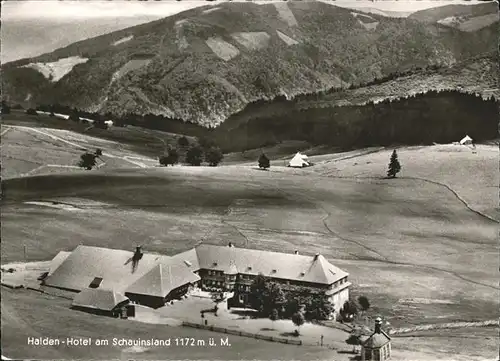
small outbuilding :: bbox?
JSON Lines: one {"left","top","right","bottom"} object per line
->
{"left": 360, "top": 317, "right": 391, "bottom": 361}
{"left": 288, "top": 152, "right": 310, "bottom": 168}
{"left": 460, "top": 135, "right": 473, "bottom": 145}
{"left": 125, "top": 263, "right": 200, "bottom": 308}
{"left": 71, "top": 288, "right": 129, "bottom": 317}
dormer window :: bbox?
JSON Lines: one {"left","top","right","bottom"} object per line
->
{"left": 89, "top": 277, "right": 103, "bottom": 289}
{"left": 247, "top": 266, "right": 252, "bottom": 271}
{"left": 213, "top": 262, "right": 218, "bottom": 267}
{"left": 299, "top": 272, "right": 305, "bottom": 277}
{"left": 271, "top": 269, "right": 277, "bottom": 274}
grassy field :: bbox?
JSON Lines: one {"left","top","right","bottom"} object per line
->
{"left": 306, "top": 144, "right": 499, "bottom": 220}
{"left": 1, "top": 287, "right": 335, "bottom": 360}
{"left": 3, "top": 288, "right": 496, "bottom": 361}
{"left": 1, "top": 111, "right": 196, "bottom": 179}
{"left": 1, "top": 119, "right": 498, "bottom": 360}
{"left": 3, "top": 165, "right": 497, "bottom": 321}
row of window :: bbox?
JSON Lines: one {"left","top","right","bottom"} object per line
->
{"left": 332, "top": 277, "right": 348, "bottom": 289}
{"left": 200, "top": 272, "right": 347, "bottom": 290}
{"left": 238, "top": 284, "right": 251, "bottom": 292}
{"left": 207, "top": 270, "right": 223, "bottom": 276}
{"left": 205, "top": 280, "right": 224, "bottom": 287}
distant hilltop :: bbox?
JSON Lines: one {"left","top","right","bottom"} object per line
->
{"left": 2, "top": 1, "right": 497, "bottom": 127}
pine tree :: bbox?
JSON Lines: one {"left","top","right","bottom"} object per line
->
{"left": 205, "top": 146, "right": 223, "bottom": 166}
{"left": 178, "top": 136, "right": 189, "bottom": 148}
{"left": 159, "top": 147, "right": 179, "bottom": 166}
{"left": 69, "top": 108, "right": 80, "bottom": 122}
{"left": 78, "top": 152, "right": 98, "bottom": 170}
{"left": 186, "top": 146, "right": 203, "bottom": 166}
{"left": 258, "top": 153, "right": 270, "bottom": 170}
{"left": 358, "top": 296, "right": 370, "bottom": 315}
{"left": 387, "top": 150, "right": 401, "bottom": 178}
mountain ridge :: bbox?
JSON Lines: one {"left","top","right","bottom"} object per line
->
{"left": 220, "top": 53, "right": 499, "bottom": 130}
{"left": 2, "top": 1, "right": 498, "bottom": 127}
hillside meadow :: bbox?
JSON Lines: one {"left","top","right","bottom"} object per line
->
{"left": 2, "top": 287, "right": 336, "bottom": 360}
{"left": 3, "top": 162, "right": 498, "bottom": 331}
{"left": 4, "top": 285, "right": 497, "bottom": 360}
{"left": 1, "top": 113, "right": 497, "bottom": 360}
{"left": 1, "top": 111, "right": 197, "bottom": 179}
{"left": 307, "top": 144, "right": 499, "bottom": 219}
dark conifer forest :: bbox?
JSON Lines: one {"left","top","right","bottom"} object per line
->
{"left": 33, "top": 89, "right": 498, "bottom": 154}
{"left": 213, "top": 90, "right": 498, "bottom": 152}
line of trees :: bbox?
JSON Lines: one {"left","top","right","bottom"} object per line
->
{"left": 244, "top": 274, "right": 335, "bottom": 325}
{"left": 159, "top": 147, "right": 179, "bottom": 166}
{"left": 114, "top": 112, "right": 208, "bottom": 137}
{"left": 7, "top": 78, "right": 496, "bottom": 156}
{"left": 338, "top": 295, "right": 372, "bottom": 323}
{"left": 240, "top": 274, "right": 379, "bottom": 335}
{"left": 32, "top": 103, "right": 209, "bottom": 137}
{"left": 159, "top": 141, "right": 224, "bottom": 167}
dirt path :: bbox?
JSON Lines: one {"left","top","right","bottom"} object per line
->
{"left": 390, "top": 319, "right": 499, "bottom": 335}
{"left": 1, "top": 127, "right": 12, "bottom": 137}
{"left": 314, "top": 147, "right": 386, "bottom": 165}
{"left": 7, "top": 125, "right": 151, "bottom": 169}
{"left": 258, "top": 176, "right": 499, "bottom": 292}
{"left": 320, "top": 209, "right": 388, "bottom": 261}
{"left": 319, "top": 200, "right": 496, "bottom": 290}
{"left": 404, "top": 176, "right": 498, "bottom": 223}
{"left": 377, "top": 258, "right": 499, "bottom": 290}
{"left": 135, "top": 128, "right": 168, "bottom": 152}
{"left": 12, "top": 125, "right": 87, "bottom": 150}
{"left": 320, "top": 201, "right": 499, "bottom": 291}
{"left": 306, "top": 168, "right": 498, "bottom": 224}
{"left": 307, "top": 146, "right": 497, "bottom": 223}
{"left": 20, "top": 164, "right": 81, "bottom": 178}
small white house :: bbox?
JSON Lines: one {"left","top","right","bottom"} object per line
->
{"left": 288, "top": 152, "right": 310, "bottom": 168}
{"left": 460, "top": 135, "right": 473, "bottom": 145}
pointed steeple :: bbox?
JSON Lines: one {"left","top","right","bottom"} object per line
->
{"left": 374, "top": 317, "right": 382, "bottom": 334}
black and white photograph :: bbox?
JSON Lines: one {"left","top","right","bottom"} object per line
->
{"left": 1, "top": 0, "right": 498, "bottom": 359}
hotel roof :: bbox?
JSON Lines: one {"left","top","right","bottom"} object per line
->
{"left": 44, "top": 245, "right": 170, "bottom": 292}
{"left": 46, "top": 243, "right": 348, "bottom": 295}
{"left": 195, "top": 244, "right": 347, "bottom": 284}
{"left": 126, "top": 261, "right": 201, "bottom": 297}
{"left": 48, "top": 251, "right": 71, "bottom": 276}
{"left": 72, "top": 288, "right": 129, "bottom": 311}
